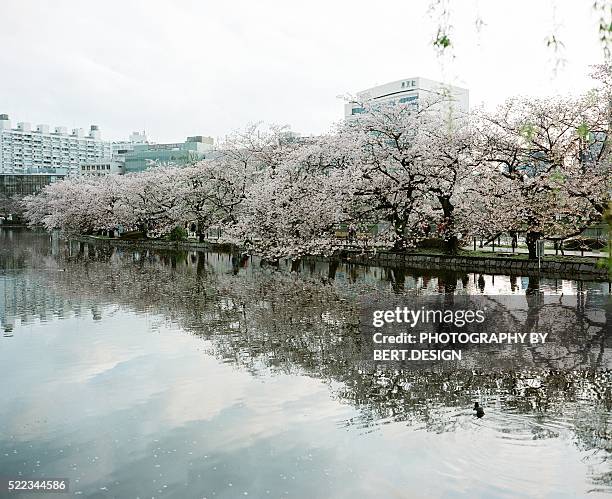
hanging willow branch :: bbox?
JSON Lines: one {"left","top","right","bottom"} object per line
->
{"left": 593, "top": 0, "right": 612, "bottom": 59}
{"left": 428, "top": 1, "right": 612, "bottom": 61}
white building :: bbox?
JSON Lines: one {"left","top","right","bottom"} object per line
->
{"left": 80, "top": 159, "right": 124, "bottom": 176}
{"left": 344, "top": 77, "right": 469, "bottom": 118}
{"left": 0, "top": 114, "right": 111, "bottom": 176}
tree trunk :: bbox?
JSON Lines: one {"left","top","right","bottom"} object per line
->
{"left": 291, "top": 258, "right": 301, "bottom": 273}
{"left": 438, "top": 196, "right": 458, "bottom": 254}
{"left": 390, "top": 214, "right": 406, "bottom": 251}
{"left": 443, "top": 237, "right": 458, "bottom": 254}
{"left": 328, "top": 259, "right": 339, "bottom": 280}
{"left": 526, "top": 231, "right": 541, "bottom": 260}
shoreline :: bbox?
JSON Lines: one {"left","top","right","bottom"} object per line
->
{"left": 70, "top": 234, "right": 611, "bottom": 282}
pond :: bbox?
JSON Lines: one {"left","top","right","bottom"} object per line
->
{"left": 1, "top": 228, "right": 611, "bottom": 498}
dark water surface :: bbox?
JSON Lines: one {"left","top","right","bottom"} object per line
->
{"left": 1, "top": 228, "right": 611, "bottom": 498}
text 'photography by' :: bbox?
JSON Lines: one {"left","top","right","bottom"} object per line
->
{"left": 0, "top": 1, "right": 611, "bottom": 498}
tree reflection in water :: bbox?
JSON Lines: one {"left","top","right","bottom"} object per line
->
{"left": 1, "top": 229, "right": 612, "bottom": 488}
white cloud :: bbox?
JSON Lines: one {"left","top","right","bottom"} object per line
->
{"left": 0, "top": 0, "right": 606, "bottom": 142}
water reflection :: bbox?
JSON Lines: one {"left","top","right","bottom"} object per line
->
{"left": 1, "top": 228, "right": 612, "bottom": 497}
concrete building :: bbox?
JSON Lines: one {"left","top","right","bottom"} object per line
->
{"left": 0, "top": 114, "right": 111, "bottom": 176}
{"left": 123, "top": 135, "right": 214, "bottom": 173}
{"left": 80, "top": 159, "right": 124, "bottom": 176}
{"left": 344, "top": 77, "right": 469, "bottom": 118}
{"left": 80, "top": 131, "right": 150, "bottom": 176}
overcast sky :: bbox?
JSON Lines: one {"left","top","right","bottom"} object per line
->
{"left": 0, "top": 1, "right": 607, "bottom": 143}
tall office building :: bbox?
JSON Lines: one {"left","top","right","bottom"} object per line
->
{"left": 0, "top": 114, "right": 111, "bottom": 176}
{"left": 344, "top": 77, "right": 469, "bottom": 118}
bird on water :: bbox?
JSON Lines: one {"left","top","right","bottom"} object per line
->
{"left": 474, "top": 402, "right": 485, "bottom": 418}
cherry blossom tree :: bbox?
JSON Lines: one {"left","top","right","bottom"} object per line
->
{"left": 335, "top": 101, "right": 433, "bottom": 250}
{"left": 175, "top": 129, "right": 264, "bottom": 242}
{"left": 421, "top": 115, "right": 474, "bottom": 252}
{"left": 233, "top": 134, "right": 355, "bottom": 259}
{"left": 24, "top": 176, "right": 111, "bottom": 234}
{"left": 332, "top": 98, "right": 475, "bottom": 251}
{"left": 115, "top": 167, "right": 188, "bottom": 236}
{"left": 471, "top": 92, "right": 610, "bottom": 258}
